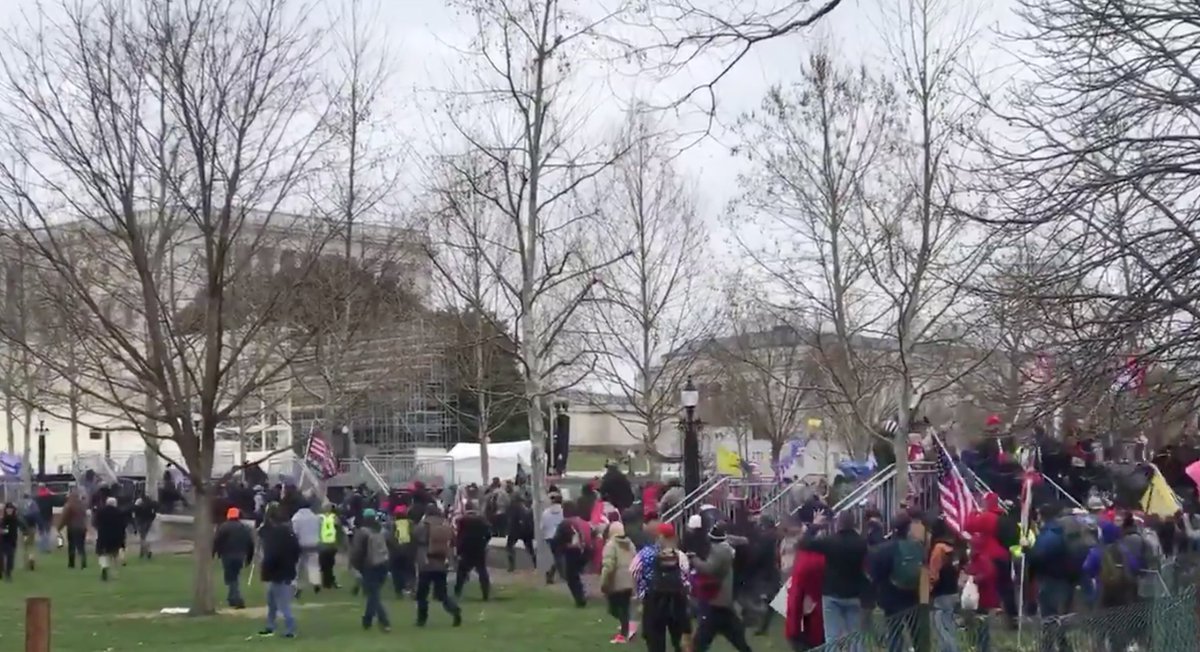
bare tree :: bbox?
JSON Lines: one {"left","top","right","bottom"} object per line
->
{"left": 0, "top": 0, "right": 346, "bottom": 612}
{"left": 428, "top": 0, "right": 630, "bottom": 570}
{"left": 625, "top": 0, "right": 846, "bottom": 130}
{"left": 584, "top": 109, "right": 711, "bottom": 465}
{"left": 854, "top": 0, "right": 998, "bottom": 498}
{"left": 708, "top": 294, "right": 822, "bottom": 465}
{"left": 427, "top": 158, "right": 527, "bottom": 482}
{"left": 729, "top": 49, "right": 903, "bottom": 458}
{"left": 974, "top": 0, "right": 1200, "bottom": 437}
{"left": 285, "top": 0, "right": 418, "bottom": 461}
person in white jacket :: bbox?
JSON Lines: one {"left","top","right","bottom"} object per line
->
{"left": 290, "top": 501, "right": 322, "bottom": 595}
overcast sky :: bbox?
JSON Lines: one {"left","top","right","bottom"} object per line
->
{"left": 346, "top": 0, "right": 1008, "bottom": 246}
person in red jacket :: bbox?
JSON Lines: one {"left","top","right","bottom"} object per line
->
{"left": 964, "top": 533, "right": 1000, "bottom": 633}
{"left": 965, "top": 492, "right": 1015, "bottom": 622}
{"left": 784, "top": 542, "right": 825, "bottom": 651}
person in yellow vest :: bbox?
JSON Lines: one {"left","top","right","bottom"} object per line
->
{"left": 318, "top": 504, "right": 343, "bottom": 590}
{"left": 391, "top": 504, "right": 415, "bottom": 597}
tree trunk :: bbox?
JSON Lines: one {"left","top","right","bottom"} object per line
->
{"left": 22, "top": 406, "right": 32, "bottom": 492}
{"left": 189, "top": 488, "right": 216, "bottom": 614}
{"left": 476, "top": 338, "right": 489, "bottom": 482}
{"left": 144, "top": 392, "right": 160, "bottom": 500}
{"left": 5, "top": 392, "right": 13, "bottom": 456}
{"left": 69, "top": 390, "right": 79, "bottom": 457}
{"left": 893, "top": 380, "right": 913, "bottom": 509}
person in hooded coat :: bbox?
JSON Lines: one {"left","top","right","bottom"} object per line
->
{"left": 965, "top": 492, "right": 1015, "bottom": 621}
{"left": 784, "top": 524, "right": 825, "bottom": 651}
{"left": 599, "top": 521, "right": 637, "bottom": 643}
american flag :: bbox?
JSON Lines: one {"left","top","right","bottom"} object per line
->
{"left": 935, "top": 444, "right": 974, "bottom": 538}
{"left": 304, "top": 430, "right": 339, "bottom": 479}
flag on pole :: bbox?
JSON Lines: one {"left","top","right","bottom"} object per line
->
{"left": 1140, "top": 464, "right": 1180, "bottom": 517}
{"left": 304, "top": 430, "right": 339, "bottom": 479}
{"left": 1112, "top": 355, "right": 1146, "bottom": 393}
{"left": 935, "top": 442, "right": 973, "bottom": 538}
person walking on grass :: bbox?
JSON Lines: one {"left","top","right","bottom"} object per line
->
{"left": 350, "top": 508, "right": 397, "bottom": 632}
{"left": 454, "top": 501, "right": 492, "bottom": 601}
{"left": 93, "top": 497, "right": 125, "bottom": 582}
{"left": 258, "top": 507, "right": 301, "bottom": 638}
{"left": 412, "top": 505, "right": 462, "bottom": 627}
{"left": 0, "top": 502, "right": 24, "bottom": 581}
{"left": 599, "top": 520, "right": 637, "bottom": 644}
{"left": 214, "top": 507, "right": 254, "bottom": 609}
{"left": 58, "top": 491, "right": 89, "bottom": 569}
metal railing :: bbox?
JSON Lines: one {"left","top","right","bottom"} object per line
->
{"left": 824, "top": 462, "right": 940, "bottom": 531}
{"left": 809, "top": 585, "right": 1200, "bottom": 652}
{"left": 360, "top": 457, "right": 388, "bottom": 493}
{"left": 365, "top": 453, "right": 454, "bottom": 487}
{"left": 72, "top": 452, "right": 119, "bottom": 485}
{"left": 660, "top": 475, "right": 731, "bottom": 529}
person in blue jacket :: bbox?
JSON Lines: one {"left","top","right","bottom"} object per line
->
{"left": 867, "top": 514, "right": 922, "bottom": 652}
{"left": 1027, "top": 505, "right": 1073, "bottom": 652}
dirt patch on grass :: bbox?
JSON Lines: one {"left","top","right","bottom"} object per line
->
{"left": 102, "top": 601, "right": 354, "bottom": 620}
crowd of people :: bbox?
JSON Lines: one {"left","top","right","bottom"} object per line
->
{"left": 6, "top": 436, "right": 1200, "bottom": 652}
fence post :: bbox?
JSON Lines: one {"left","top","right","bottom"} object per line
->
{"left": 25, "top": 597, "right": 50, "bottom": 652}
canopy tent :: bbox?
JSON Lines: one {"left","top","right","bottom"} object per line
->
{"left": 446, "top": 441, "right": 532, "bottom": 486}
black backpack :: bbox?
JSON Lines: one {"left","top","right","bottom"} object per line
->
{"left": 650, "top": 548, "right": 686, "bottom": 596}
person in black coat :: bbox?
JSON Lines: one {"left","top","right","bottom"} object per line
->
{"left": 93, "top": 497, "right": 126, "bottom": 581}
{"left": 0, "top": 503, "right": 24, "bottom": 581}
{"left": 258, "top": 507, "right": 301, "bottom": 637}
{"left": 454, "top": 502, "right": 493, "bottom": 600}
{"left": 599, "top": 465, "right": 635, "bottom": 512}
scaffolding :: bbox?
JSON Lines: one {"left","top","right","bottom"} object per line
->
{"left": 287, "top": 313, "right": 457, "bottom": 455}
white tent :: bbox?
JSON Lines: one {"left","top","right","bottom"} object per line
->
{"left": 446, "top": 441, "right": 532, "bottom": 485}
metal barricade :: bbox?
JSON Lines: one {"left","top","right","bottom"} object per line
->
{"left": 366, "top": 453, "right": 454, "bottom": 488}
{"left": 825, "top": 462, "right": 938, "bottom": 531}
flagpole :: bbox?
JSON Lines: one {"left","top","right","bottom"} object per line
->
{"left": 1016, "top": 473, "right": 1033, "bottom": 648}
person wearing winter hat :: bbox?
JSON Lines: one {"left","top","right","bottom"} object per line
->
{"left": 600, "top": 521, "right": 637, "bottom": 642}
{"left": 684, "top": 513, "right": 710, "bottom": 559}
{"left": 350, "top": 507, "right": 397, "bottom": 632}
{"left": 214, "top": 507, "right": 254, "bottom": 608}
{"left": 690, "top": 523, "right": 752, "bottom": 652}
{"left": 632, "top": 521, "right": 692, "bottom": 652}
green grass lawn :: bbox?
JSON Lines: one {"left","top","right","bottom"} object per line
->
{"left": 0, "top": 549, "right": 793, "bottom": 652}
{"left": 566, "top": 451, "right": 650, "bottom": 474}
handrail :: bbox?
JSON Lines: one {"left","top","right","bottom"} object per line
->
{"left": 757, "top": 476, "right": 801, "bottom": 513}
{"left": 1041, "top": 473, "right": 1084, "bottom": 510}
{"left": 360, "top": 456, "right": 389, "bottom": 493}
{"left": 73, "top": 452, "right": 119, "bottom": 485}
{"left": 661, "top": 475, "right": 730, "bottom": 525}
{"left": 827, "top": 464, "right": 896, "bottom": 515}
{"left": 658, "top": 474, "right": 720, "bottom": 523}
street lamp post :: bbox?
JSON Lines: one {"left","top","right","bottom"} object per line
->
{"left": 680, "top": 377, "right": 702, "bottom": 495}
{"left": 36, "top": 419, "right": 48, "bottom": 480}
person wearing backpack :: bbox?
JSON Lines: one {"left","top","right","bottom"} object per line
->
{"left": 633, "top": 522, "right": 693, "bottom": 652}
{"left": 1082, "top": 520, "right": 1138, "bottom": 652}
{"left": 689, "top": 523, "right": 753, "bottom": 652}
{"left": 1027, "top": 505, "right": 1074, "bottom": 652}
{"left": 928, "top": 519, "right": 961, "bottom": 652}
{"left": 350, "top": 508, "right": 398, "bottom": 632}
{"left": 412, "top": 505, "right": 462, "bottom": 627}
{"left": 799, "top": 509, "right": 868, "bottom": 644}
{"left": 868, "top": 515, "right": 925, "bottom": 652}
{"left": 551, "top": 501, "right": 589, "bottom": 606}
